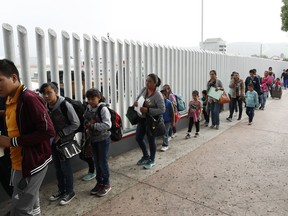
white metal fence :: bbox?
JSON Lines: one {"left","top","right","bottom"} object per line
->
{"left": 2, "top": 23, "right": 287, "bottom": 131}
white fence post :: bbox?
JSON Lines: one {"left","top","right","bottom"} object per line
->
{"left": 2, "top": 23, "right": 16, "bottom": 62}
{"left": 48, "top": 29, "right": 59, "bottom": 85}
{"left": 17, "top": 25, "right": 31, "bottom": 89}
{"left": 92, "top": 36, "right": 100, "bottom": 89}
{"left": 61, "top": 31, "right": 72, "bottom": 98}
{"left": 83, "top": 34, "right": 92, "bottom": 94}
{"left": 72, "top": 33, "right": 82, "bottom": 102}
{"left": 109, "top": 37, "right": 116, "bottom": 110}
{"left": 101, "top": 37, "right": 109, "bottom": 102}
{"left": 35, "top": 27, "right": 47, "bottom": 87}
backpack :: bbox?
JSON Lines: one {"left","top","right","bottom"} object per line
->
{"left": 174, "top": 94, "right": 186, "bottom": 111}
{"left": 60, "top": 97, "right": 86, "bottom": 133}
{"left": 97, "top": 104, "right": 123, "bottom": 141}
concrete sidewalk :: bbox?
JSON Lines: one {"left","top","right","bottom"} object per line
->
{"left": 1, "top": 92, "right": 288, "bottom": 216}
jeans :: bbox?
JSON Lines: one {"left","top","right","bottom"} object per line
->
{"left": 229, "top": 97, "right": 243, "bottom": 119}
{"left": 136, "top": 118, "right": 157, "bottom": 161}
{"left": 246, "top": 107, "right": 255, "bottom": 123}
{"left": 284, "top": 79, "right": 288, "bottom": 88}
{"left": 210, "top": 101, "right": 221, "bottom": 126}
{"left": 162, "top": 122, "right": 172, "bottom": 146}
{"left": 260, "top": 91, "right": 268, "bottom": 108}
{"left": 188, "top": 117, "right": 200, "bottom": 133}
{"left": 202, "top": 109, "right": 209, "bottom": 124}
{"left": 52, "top": 144, "right": 74, "bottom": 194}
{"left": 91, "top": 138, "right": 110, "bottom": 185}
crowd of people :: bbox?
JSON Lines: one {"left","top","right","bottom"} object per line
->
{"left": 0, "top": 58, "right": 285, "bottom": 215}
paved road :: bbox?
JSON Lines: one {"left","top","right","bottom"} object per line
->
{"left": 1, "top": 91, "right": 287, "bottom": 216}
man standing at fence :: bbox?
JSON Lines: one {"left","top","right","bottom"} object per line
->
{"left": 0, "top": 59, "right": 55, "bottom": 216}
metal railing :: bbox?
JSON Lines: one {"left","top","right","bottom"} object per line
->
{"left": 2, "top": 23, "right": 287, "bottom": 131}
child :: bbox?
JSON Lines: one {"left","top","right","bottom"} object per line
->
{"left": 201, "top": 90, "right": 209, "bottom": 127}
{"left": 186, "top": 90, "right": 202, "bottom": 138}
{"left": 160, "top": 90, "right": 175, "bottom": 152}
{"left": 245, "top": 83, "right": 259, "bottom": 125}
{"left": 274, "top": 78, "right": 281, "bottom": 90}
{"left": 83, "top": 88, "right": 112, "bottom": 197}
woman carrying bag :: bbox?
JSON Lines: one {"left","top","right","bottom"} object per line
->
{"left": 134, "top": 74, "right": 165, "bottom": 169}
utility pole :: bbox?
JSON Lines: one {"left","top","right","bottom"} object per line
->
{"left": 201, "top": 0, "right": 204, "bottom": 45}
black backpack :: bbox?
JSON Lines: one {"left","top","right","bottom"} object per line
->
{"left": 60, "top": 97, "right": 86, "bottom": 133}
{"left": 97, "top": 104, "right": 123, "bottom": 141}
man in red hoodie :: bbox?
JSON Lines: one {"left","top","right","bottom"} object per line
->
{"left": 0, "top": 59, "right": 55, "bottom": 216}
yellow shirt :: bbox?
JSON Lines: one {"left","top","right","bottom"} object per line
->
{"left": 6, "top": 85, "right": 23, "bottom": 171}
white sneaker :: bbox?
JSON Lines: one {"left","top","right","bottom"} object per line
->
{"left": 171, "top": 133, "right": 177, "bottom": 138}
{"left": 185, "top": 133, "right": 191, "bottom": 139}
{"left": 168, "top": 137, "right": 172, "bottom": 142}
{"left": 161, "top": 146, "right": 169, "bottom": 151}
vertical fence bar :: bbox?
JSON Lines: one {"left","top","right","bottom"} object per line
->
{"left": 131, "top": 40, "right": 136, "bottom": 102}
{"left": 109, "top": 38, "right": 116, "bottom": 110}
{"left": 153, "top": 44, "right": 158, "bottom": 76}
{"left": 35, "top": 27, "right": 47, "bottom": 87}
{"left": 166, "top": 47, "right": 171, "bottom": 85}
{"left": 117, "top": 39, "right": 125, "bottom": 128}
{"left": 101, "top": 37, "right": 109, "bottom": 102}
{"left": 2, "top": 23, "right": 16, "bottom": 62}
{"left": 92, "top": 36, "right": 100, "bottom": 89}
{"left": 48, "top": 29, "right": 59, "bottom": 85}
{"left": 83, "top": 34, "right": 92, "bottom": 94}
{"left": 143, "top": 43, "right": 148, "bottom": 84}
{"left": 72, "top": 33, "right": 82, "bottom": 101}
{"left": 158, "top": 45, "right": 163, "bottom": 82}
{"left": 136, "top": 41, "right": 142, "bottom": 94}
{"left": 61, "top": 31, "right": 72, "bottom": 98}
{"left": 162, "top": 46, "right": 167, "bottom": 85}
{"left": 124, "top": 40, "right": 131, "bottom": 128}
{"left": 17, "top": 25, "right": 31, "bottom": 89}
{"left": 171, "top": 47, "right": 175, "bottom": 91}
{"left": 148, "top": 43, "right": 153, "bottom": 74}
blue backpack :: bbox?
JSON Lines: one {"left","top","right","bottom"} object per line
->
{"left": 174, "top": 94, "right": 186, "bottom": 111}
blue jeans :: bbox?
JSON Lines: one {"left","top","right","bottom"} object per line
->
{"left": 260, "top": 91, "right": 268, "bottom": 108}
{"left": 52, "top": 144, "right": 74, "bottom": 194}
{"left": 91, "top": 138, "right": 110, "bottom": 185}
{"left": 246, "top": 107, "right": 255, "bottom": 123}
{"left": 162, "top": 122, "right": 172, "bottom": 147}
{"left": 136, "top": 118, "right": 157, "bottom": 161}
{"left": 210, "top": 101, "right": 221, "bottom": 126}
{"left": 284, "top": 79, "right": 288, "bottom": 88}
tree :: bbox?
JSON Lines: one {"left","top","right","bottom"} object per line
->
{"left": 281, "top": 0, "right": 288, "bottom": 31}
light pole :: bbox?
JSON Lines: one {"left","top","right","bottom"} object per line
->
{"left": 201, "top": 0, "right": 204, "bottom": 44}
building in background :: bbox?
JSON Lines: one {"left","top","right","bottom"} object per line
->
{"left": 200, "top": 38, "right": 227, "bottom": 53}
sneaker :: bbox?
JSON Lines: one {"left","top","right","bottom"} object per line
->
{"left": 237, "top": 118, "right": 241, "bottom": 121}
{"left": 97, "top": 184, "right": 111, "bottom": 197}
{"left": 82, "top": 172, "right": 96, "bottom": 181}
{"left": 90, "top": 183, "right": 103, "bottom": 195}
{"left": 185, "top": 133, "right": 191, "bottom": 139}
{"left": 226, "top": 117, "right": 232, "bottom": 122}
{"left": 205, "top": 123, "right": 209, "bottom": 127}
{"left": 49, "top": 191, "right": 65, "bottom": 201}
{"left": 194, "top": 132, "right": 199, "bottom": 138}
{"left": 143, "top": 159, "right": 156, "bottom": 169}
{"left": 171, "top": 133, "right": 177, "bottom": 138}
{"left": 168, "top": 137, "right": 172, "bottom": 142}
{"left": 59, "top": 192, "right": 75, "bottom": 205}
{"left": 137, "top": 156, "right": 150, "bottom": 165}
{"left": 215, "top": 125, "right": 219, "bottom": 130}
{"left": 210, "top": 125, "right": 215, "bottom": 129}
{"left": 248, "top": 122, "right": 252, "bottom": 125}
{"left": 161, "top": 146, "right": 169, "bottom": 151}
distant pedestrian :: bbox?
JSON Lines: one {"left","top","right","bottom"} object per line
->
{"left": 186, "top": 90, "right": 202, "bottom": 139}
{"left": 134, "top": 74, "right": 165, "bottom": 169}
{"left": 260, "top": 71, "right": 270, "bottom": 110}
{"left": 281, "top": 69, "right": 288, "bottom": 89}
{"left": 162, "top": 84, "right": 178, "bottom": 138}
{"left": 207, "top": 70, "right": 223, "bottom": 130}
{"left": 160, "top": 90, "right": 175, "bottom": 151}
{"left": 245, "top": 69, "right": 261, "bottom": 94}
{"left": 226, "top": 72, "right": 244, "bottom": 121}
{"left": 40, "top": 82, "right": 80, "bottom": 205}
{"left": 84, "top": 88, "right": 112, "bottom": 197}
{"left": 201, "top": 90, "right": 209, "bottom": 127}
{"left": 245, "top": 83, "right": 259, "bottom": 125}
{"left": 0, "top": 59, "right": 55, "bottom": 215}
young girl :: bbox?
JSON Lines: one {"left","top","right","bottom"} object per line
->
{"left": 84, "top": 88, "right": 112, "bottom": 197}
{"left": 201, "top": 90, "right": 209, "bottom": 127}
{"left": 39, "top": 82, "right": 80, "bottom": 205}
{"left": 186, "top": 90, "right": 202, "bottom": 138}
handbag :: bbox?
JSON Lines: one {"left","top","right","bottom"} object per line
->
{"left": 218, "top": 91, "right": 230, "bottom": 104}
{"left": 146, "top": 114, "right": 166, "bottom": 137}
{"left": 56, "top": 139, "right": 81, "bottom": 160}
{"left": 126, "top": 106, "right": 138, "bottom": 125}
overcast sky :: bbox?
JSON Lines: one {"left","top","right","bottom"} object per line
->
{"left": 0, "top": 0, "right": 287, "bottom": 55}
